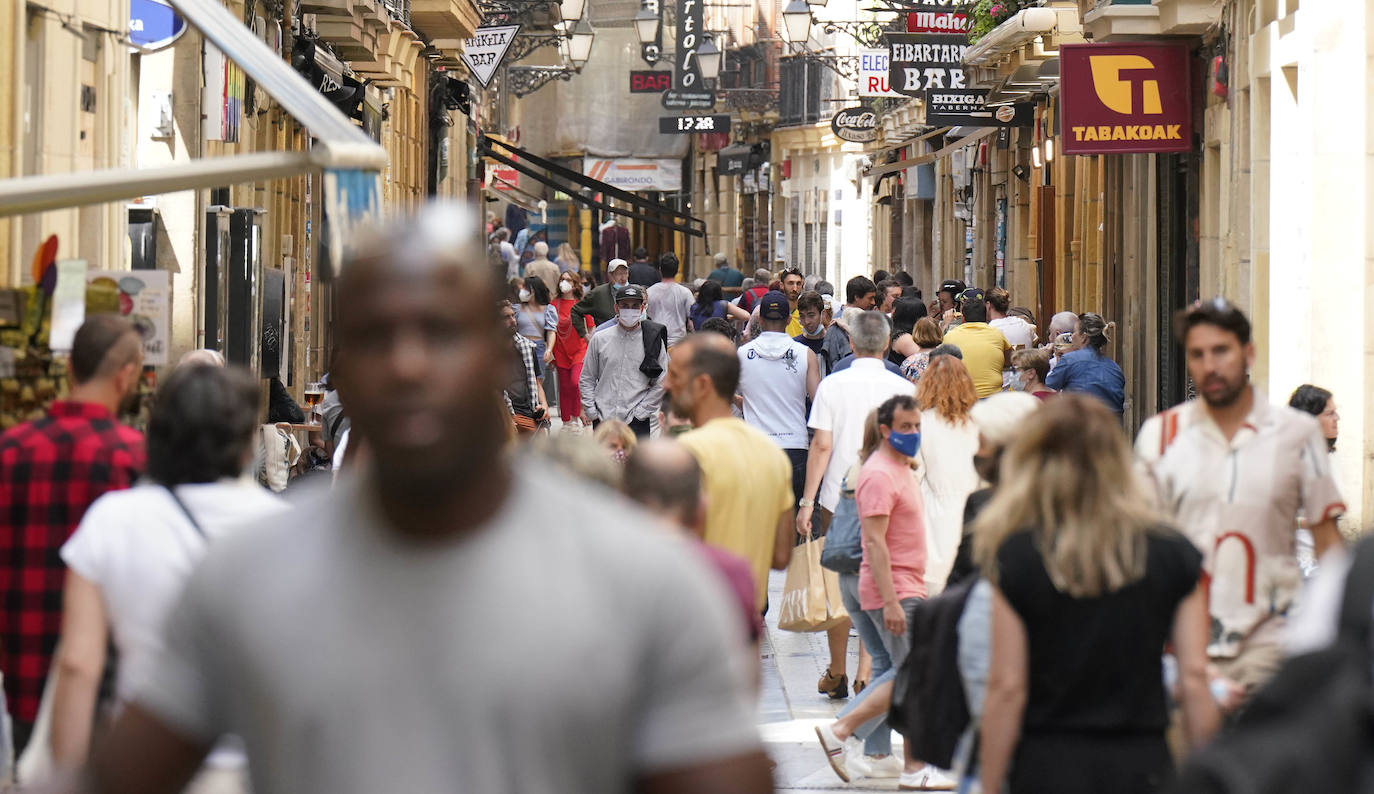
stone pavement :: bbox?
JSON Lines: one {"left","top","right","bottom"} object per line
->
{"left": 758, "top": 569, "right": 905, "bottom": 793}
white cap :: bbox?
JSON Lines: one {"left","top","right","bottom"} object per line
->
{"left": 969, "top": 392, "right": 1042, "bottom": 446}
{"left": 822, "top": 294, "right": 841, "bottom": 315}
{"left": 608, "top": 258, "right": 628, "bottom": 271}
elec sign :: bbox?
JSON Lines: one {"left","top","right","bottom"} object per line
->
{"left": 129, "top": 0, "right": 187, "bottom": 51}
{"left": 858, "top": 49, "right": 900, "bottom": 98}
{"left": 659, "top": 114, "right": 730, "bottom": 134}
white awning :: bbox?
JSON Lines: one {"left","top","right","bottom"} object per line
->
{"left": 0, "top": 0, "right": 386, "bottom": 219}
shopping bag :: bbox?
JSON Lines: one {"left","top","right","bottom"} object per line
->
{"left": 778, "top": 536, "right": 849, "bottom": 632}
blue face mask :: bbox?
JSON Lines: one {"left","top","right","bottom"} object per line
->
{"left": 887, "top": 429, "right": 921, "bottom": 458}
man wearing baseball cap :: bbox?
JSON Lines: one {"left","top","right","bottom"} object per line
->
{"left": 571, "top": 258, "right": 630, "bottom": 338}
{"left": 579, "top": 284, "right": 669, "bottom": 437}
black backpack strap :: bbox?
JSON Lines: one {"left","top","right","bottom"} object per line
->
{"left": 1336, "top": 536, "right": 1374, "bottom": 644}
{"left": 163, "top": 485, "right": 207, "bottom": 541}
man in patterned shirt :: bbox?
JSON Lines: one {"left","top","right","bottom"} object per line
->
{"left": 0, "top": 314, "right": 145, "bottom": 756}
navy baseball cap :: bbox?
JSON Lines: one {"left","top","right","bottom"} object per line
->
{"left": 759, "top": 290, "right": 791, "bottom": 321}
{"left": 615, "top": 284, "right": 647, "bottom": 303}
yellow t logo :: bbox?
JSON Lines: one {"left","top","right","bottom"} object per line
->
{"left": 1089, "top": 55, "right": 1163, "bottom": 115}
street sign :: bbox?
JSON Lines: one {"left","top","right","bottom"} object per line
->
{"left": 460, "top": 25, "right": 520, "bottom": 88}
{"left": 858, "top": 49, "right": 901, "bottom": 97}
{"left": 886, "top": 32, "right": 969, "bottom": 97}
{"left": 129, "top": 0, "right": 187, "bottom": 51}
{"left": 1059, "top": 43, "right": 1193, "bottom": 155}
{"left": 659, "top": 114, "right": 731, "bottom": 134}
{"left": 675, "top": 0, "right": 704, "bottom": 91}
{"left": 631, "top": 71, "right": 672, "bottom": 93}
{"left": 661, "top": 89, "right": 717, "bottom": 110}
{"left": 924, "top": 90, "right": 1033, "bottom": 127}
{"left": 906, "top": 11, "right": 968, "bottom": 33}
{"left": 831, "top": 106, "right": 877, "bottom": 142}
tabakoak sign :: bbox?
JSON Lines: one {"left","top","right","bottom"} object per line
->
{"left": 1059, "top": 43, "right": 1193, "bottom": 155}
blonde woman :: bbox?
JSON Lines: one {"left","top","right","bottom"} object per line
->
{"left": 915, "top": 355, "right": 980, "bottom": 594}
{"left": 593, "top": 419, "right": 636, "bottom": 464}
{"left": 555, "top": 242, "right": 581, "bottom": 276}
{"left": 974, "top": 395, "right": 1217, "bottom": 794}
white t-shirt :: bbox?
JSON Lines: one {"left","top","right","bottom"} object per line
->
{"left": 808, "top": 358, "right": 916, "bottom": 511}
{"left": 989, "top": 316, "right": 1037, "bottom": 348}
{"left": 738, "top": 332, "right": 811, "bottom": 450}
{"left": 62, "top": 480, "right": 287, "bottom": 766}
{"left": 645, "top": 281, "right": 694, "bottom": 346}
{"left": 134, "top": 463, "right": 760, "bottom": 794}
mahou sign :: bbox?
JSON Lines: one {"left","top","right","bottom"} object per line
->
{"left": 906, "top": 11, "right": 968, "bottom": 33}
{"left": 887, "top": 32, "right": 968, "bottom": 97}
{"left": 831, "top": 106, "right": 877, "bottom": 143}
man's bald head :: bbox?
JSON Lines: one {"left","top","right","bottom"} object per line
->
{"left": 331, "top": 204, "right": 511, "bottom": 497}
{"left": 623, "top": 440, "right": 704, "bottom": 533}
{"left": 71, "top": 315, "right": 143, "bottom": 386}
{"left": 680, "top": 332, "right": 740, "bottom": 400}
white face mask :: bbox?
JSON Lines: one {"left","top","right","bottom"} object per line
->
{"left": 518, "top": 289, "right": 531, "bottom": 303}
{"left": 617, "top": 308, "right": 643, "bottom": 327}
{"left": 559, "top": 280, "right": 573, "bottom": 294}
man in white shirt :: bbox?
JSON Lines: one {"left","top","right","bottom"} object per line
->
{"left": 794, "top": 310, "right": 915, "bottom": 699}
{"left": 85, "top": 206, "right": 769, "bottom": 794}
{"left": 1136, "top": 298, "right": 1344, "bottom": 700}
{"left": 645, "top": 253, "right": 693, "bottom": 347}
{"left": 738, "top": 291, "right": 820, "bottom": 505}
{"left": 986, "top": 287, "right": 1037, "bottom": 348}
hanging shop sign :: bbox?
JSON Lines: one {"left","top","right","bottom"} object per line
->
{"left": 675, "top": 0, "right": 704, "bottom": 90}
{"left": 631, "top": 70, "right": 673, "bottom": 93}
{"left": 129, "top": 0, "right": 187, "bottom": 50}
{"left": 1059, "top": 42, "right": 1193, "bottom": 155}
{"left": 924, "top": 90, "right": 1033, "bottom": 127}
{"left": 886, "top": 32, "right": 968, "bottom": 97}
{"left": 659, "top": 114, "right": 730, "bottom": 134}
{"left": 717, "top": 145, "right": 754, "bottom": 176}
{"left": 460, "top": 25, "right": 520, "bottom": 89}
{"left": 830, "top": 106, "right": 878, "bottom": 143}
{"left": 858, "top": 49, "right": 901, "bottom": 97}
{"left": 661, "top": 89, "right": 716, "bottom": 110}
{"left": 584, "top": 157, "right": 683, "bottom": 192}
{"left": 906, "top": 11, "right": 968, "bottom": 34}
{"left": 87, "top": 270, "right": 171, "bottom": 366}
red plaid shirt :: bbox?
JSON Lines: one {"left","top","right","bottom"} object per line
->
{"left": 0, "top": 401, "right": 144, "bottom": 724}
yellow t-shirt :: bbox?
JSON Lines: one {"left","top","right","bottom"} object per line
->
{"left": 943, "top": 322, "right": 1010, "bottom": 398}
{"left": 786, "top": 309, "right": 804, "bottom": 338}
{"left": 680, "top": 417, "right": 795, "bottom": 611}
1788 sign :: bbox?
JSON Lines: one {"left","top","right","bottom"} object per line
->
{"left": 886, "top": 32, "right": 968, "bottom": 97}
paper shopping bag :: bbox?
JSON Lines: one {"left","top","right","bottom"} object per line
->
{"left": 778, "top": 536, "right": 849, "bottom": 632}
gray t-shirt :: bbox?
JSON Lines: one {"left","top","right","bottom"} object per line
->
{"left": 645, "top": 281, "right": 693, "bottom": 345}
{"left": 135, "top": 463, "right": 760, "bottom": 794}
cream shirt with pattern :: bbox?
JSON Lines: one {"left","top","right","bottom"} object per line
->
{"left": 1136, "top": 389, "right": 1345, "bottom": 660}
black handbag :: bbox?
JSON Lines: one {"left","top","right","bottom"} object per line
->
{"left": 888, "top": 576, "right": 976, "bottom": 769}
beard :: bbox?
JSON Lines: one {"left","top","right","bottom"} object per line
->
{"left": 1199, "top": 372, "right": 1249, "bottom": 408}
{"left": 667, "top": 389, "right": 695, "bottom": 420}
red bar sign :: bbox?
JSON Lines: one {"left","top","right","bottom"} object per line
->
{"left": 630, "top": 71, "right": 672, "bottom": 93}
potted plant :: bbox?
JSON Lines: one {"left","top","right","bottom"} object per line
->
{"left": 968, "top": 0, "right": 1028, "bottom": 43}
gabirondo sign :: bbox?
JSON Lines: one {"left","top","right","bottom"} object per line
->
{"left": 675, "top": 0, "right": 704, "bottom": 91}
{"left": 830, "top": 106, "right": 878, "bottom": 143}
{"left": 886, "top": 32, "right": 968, "bottom": 97}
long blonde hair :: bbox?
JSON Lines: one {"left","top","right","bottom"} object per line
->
{"left": 973, "top": 394, "right": 1159, "bottom": 598}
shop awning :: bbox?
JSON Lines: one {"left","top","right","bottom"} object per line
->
{"left": 0, "top": 0, "right": 387, "bottom": 263}
{"left": 865, "top": 127, "right": 999, "bottom": 179}
{"left": 479, "top": 136, "right": 705, "bottom": 238}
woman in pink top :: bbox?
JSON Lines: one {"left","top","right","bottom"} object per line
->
{"left": 814, "top": 394, "right": 954, "bottom": 790}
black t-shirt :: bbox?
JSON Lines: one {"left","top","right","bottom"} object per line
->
{"left": 995, "top": 527, "right": 1201, "bottom": 735}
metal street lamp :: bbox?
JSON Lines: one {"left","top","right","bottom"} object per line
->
{"left": 634, "top": 4, "right": 660, "bottom": 44}
{"left": 560, "top": 0, "right": 586, "bottom": 23}
{"left": 697, "top": 36, "right": 722, "bottom": 81}
{"left": 782, "top": 0, "right": 813, "bottom": 43}
{"left": 569, "top": 17, "right": 595, "bottom": 68}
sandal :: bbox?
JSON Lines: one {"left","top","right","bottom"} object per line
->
{"left": 817, "top": 669, "right": 849, "bottom": 699}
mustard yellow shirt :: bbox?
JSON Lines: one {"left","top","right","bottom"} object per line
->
{"left": 680, "top": 417, "right": 795, "bottom": 611}
{"left": 943, "top": 322, "right": 1010, "bottom": 398}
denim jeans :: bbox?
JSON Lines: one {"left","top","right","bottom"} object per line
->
{"left": 837, "top": 573, "right": 893, "bottom": 756}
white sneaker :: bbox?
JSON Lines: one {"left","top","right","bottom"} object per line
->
{"left": 899, "top": 766, "right": 957, "bottom": 791}
{"left": 814, "top": 724, "right": 852, "bottom": 783}
{"left": 859, "top": 754, "right": 904, "bottom": 779}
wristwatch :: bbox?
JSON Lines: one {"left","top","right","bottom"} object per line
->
{"left": 798, "top": 498, "right": 815, "bottom": 508}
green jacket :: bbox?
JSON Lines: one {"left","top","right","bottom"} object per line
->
{"left": 571, "top": 283, "right": 617, "bottom": 338}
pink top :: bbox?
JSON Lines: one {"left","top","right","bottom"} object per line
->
{"left": 856, "top": 449, "right": 928, "bottom": 611}
{"left": 694, "top": 543, "right": 762, "bottom": 643}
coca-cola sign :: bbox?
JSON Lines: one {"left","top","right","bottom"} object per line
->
{"left": 831, "top": 106, "right": 877, "bottom": 143}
